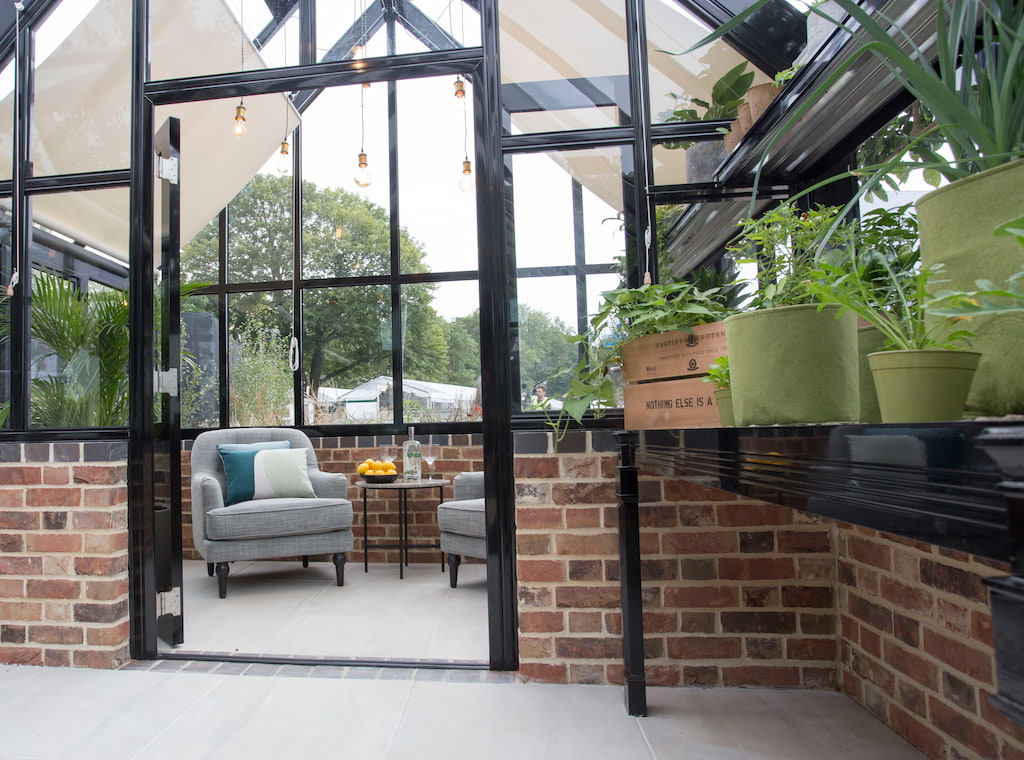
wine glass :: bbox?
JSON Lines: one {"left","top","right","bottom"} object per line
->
{"left": 421, "top": 444, "right": 440, "bottom": 479}
{"left": 378, "top": 445, "right": 398, "bottom": 464}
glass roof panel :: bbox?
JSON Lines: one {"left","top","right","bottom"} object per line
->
{"left": 646, "top": 0, "right": 771, "bottom": 126}
{"left": 0, "top": 59, "right": 12, "bottom": 182}
{"left": 498, "top": 0, "right": 630, "bottom": 134}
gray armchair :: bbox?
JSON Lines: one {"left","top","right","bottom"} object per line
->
{"left": 437, "top": 472, "right": 486, "bottom": 588}
{"left": 190, "top": 428, "right": 354, "bottom": 598}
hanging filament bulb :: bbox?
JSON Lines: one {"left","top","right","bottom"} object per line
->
{"left": 233, "top": 101, "right": 247, "bottom": 137}
{"left": 361, "top": 82, "right": 372, "bottom": 108}
{"left": 453, "top": 76, "right": 467, "bottom": 112}
{"left": 334, "top": 226, "right": 344, "bottom": 239}
{"left": 352, "top": 44, "right": 365, "bottom": 62}
{"left": 277, "top": 140, "right": 290, "bottom": 173}
{"left": 458, "top": 159, "right": 475, "bottom": 193}
{"left": 354, "top": 152, "right": 373, "bottom": 187}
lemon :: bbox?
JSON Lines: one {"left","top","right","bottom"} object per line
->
{"left": 357, "top": 462, "right": 370, "bottom": 475}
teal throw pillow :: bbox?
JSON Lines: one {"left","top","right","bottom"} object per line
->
{"left": 219, "top": 445, "right": 316, "bottom": 505}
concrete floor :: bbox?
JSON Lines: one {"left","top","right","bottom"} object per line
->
{"left": 0, "top": 663, "right": 926, "bottom": 760}
{"left": 162, "top": 558, "right": 488, "bottom": 662}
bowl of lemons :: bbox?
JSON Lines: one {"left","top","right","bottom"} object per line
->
{"left": 358, "top": 458, "right": 399, "bottom": 483}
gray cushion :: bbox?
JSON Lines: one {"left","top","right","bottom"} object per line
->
{"left": 438, "top": 498, "right": 485, "bottom": 538}
{"left": 207, "top": 497, "right": 353, "bottom": 541}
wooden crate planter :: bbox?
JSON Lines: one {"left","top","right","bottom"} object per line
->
{"left": 621, "top": 322, "right": 728, "bottom": 430}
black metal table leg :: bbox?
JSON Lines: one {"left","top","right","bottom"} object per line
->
{"left": 363, "top": 489, "right": 369, "bottom": 573}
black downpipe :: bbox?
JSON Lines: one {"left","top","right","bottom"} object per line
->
{"left": 127, "top": 0, "right": 158, "bottom": 659}
{"left": 9, "top": 21, "right": 32, "bottom": 430}
{"left": 478, "top": 0, "right": 518, "bottom": 671}
{"left": 616, "top": 430, "right": 647, "bottom": 716}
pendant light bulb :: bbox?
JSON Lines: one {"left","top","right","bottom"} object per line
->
{"left": 361, "top": 82, "right": 372, "bottom": 108}
{"left": 458, "top": 159, "right": 475, "bottom": 193}
{"left": 233, "top": 102, "right": 247, "bottom": 137}
{"left": 354, "top": 152, "right": 373, "bottom": 187}
{"left": 277, "top": 140, "right": 290, "bottom": 173}
{"left": 352, "top": 44, "right": 365, "bottom": 61}
{"left": 453, "top": 77, "right": 467, "bottom": 112}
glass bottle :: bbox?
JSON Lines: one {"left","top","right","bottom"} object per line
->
{"left": 403, "top": 426, "right": 422, "bottom": 481}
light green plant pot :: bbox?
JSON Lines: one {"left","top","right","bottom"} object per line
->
{"left": 917, "top": 158, "right": 1024, "bottom": 416}
{"left": 714, "top": 388, "right": 734, "bottom": 427}
{"left": 868, "top": 349, "right": 981, "bottom": 423}
{"left": 725, "top": 303, "right": 859, "bottom": 425}
{"left": 857, "top": 325, "right": 885, "bottom": 423}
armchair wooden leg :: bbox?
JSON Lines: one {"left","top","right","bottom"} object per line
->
{"left": 332, "top": 553, "right": 346, "bottom": 586}
{"left": 447, "top": 554, "right": 462, "bottom": 589}
{"left": 207, "top": 563, "right": 214, "bottom": 577}
{"left": 302, "top": 555, "right": 310, "bottom": 568}
{"left": 215, "top": 562, "right": 229, "bottom": 599}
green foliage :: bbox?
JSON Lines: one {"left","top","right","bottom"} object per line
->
{"left": 661, "top": 62, "right": 755, "bottom": 123}
{"left": 856, "top": 104, "right": 946, "bottom": 202}
{"left": 805, "top": 206, "right": 973, "bottom": 350}
{"left": 228, "top": 309, "right": 294, "bottom": 426}
{"left": 702, "top": 356, "right": 730, "bottom": 390}
{"left": 518, "top": 305, "right": 580, "bottom": 400}
{"left": 728, "top": 202, "right": 849, "bottom": 309}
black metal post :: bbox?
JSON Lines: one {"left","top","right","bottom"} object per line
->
{"left": 615, "top": 429, "right": 647, "bottom": 716}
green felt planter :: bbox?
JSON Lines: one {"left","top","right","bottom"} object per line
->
{"left": 714, "top": 388, "right": 734, "bottom": 427}
{"left": 868, "top": 349, "right": 981, "bottom": 423}
{"left": 917, "top": 158, "right": 1024, "bottom": 415}
{"left": 857, "top": 325, "right": 885, "bottom": 423}
{"left": 725, "top": 304, "right": 859, "bottom": 425}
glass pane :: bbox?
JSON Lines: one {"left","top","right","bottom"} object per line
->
{"left": 181, "top": 217, "right": 219, "bottom": 286}
{"left": 402, "top": 281, "right": 480, "bottom": 423}
{"left": 646, "top": 3, "right": 771, "bottom": 127}
{"left": 510, "top": 148, "right": 626, "bottom": 268}
{"left": 316, "top": 1, "right": 386, "bottom": 62}
{"left": 32, "top": 0, "right": 131, "bottom": 176}
{"left": 181, "top": 294, "right": 221, "bottom": 428}
{"left": 227, "top": 290, "right": 293, "bottom": 426}
{"left": 0, "top": 59, "right": 13, "bottom": 182}
{"left": 0, "top": 203, "right": 9, "bottom": 426}
{"left": 31, "top": 187, "right": 131, "bottom": 266}
{"left": 228, "top": 171, "right": 294, "bottom": 284}
{"left": 397, "top": 76, "right": 478, "bottom": 274}
{"left": 300, "top": 85, "right": 390, "bottom": 279}
{"left": 653, "top": 139, "right": 728, "bottom": 185}
{"left": 302, "top": 285, "right": 392, "bottom": 425}
{"left": 499, "top": 0, "right": 630, "bottom": 135}
{"left": 152, "top": 0, "right": 296, "bottom": 80}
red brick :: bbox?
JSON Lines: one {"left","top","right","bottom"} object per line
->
{"left": 721, "top": 611, "right": 796, "bottom": 634}
{"left": 860, "top": 626, "right": 882, "bottom": 658}
{"left": 721, "top": 665, "right": 800, "bottom": 688}
{"left": 74, "top": 599, "right": 129, "bottom": 623}
{"left": 42, "top": 467, "right": 70, "bottom": 485}
{"left": 74, "top": 467, "right": 129, "bottom": 485}
{"left": 516, "top": 535, "right": 551, "bottom": 555}
{"left": 0, "top": 579, "right": 24, "bottom": 596}
{"left": 718, "top": 557, "right": 795, "bottom": 580}
{"left": 514, "top": 458, "right": 559, "bottom": 478}
{"left": 644, "top": 665, "right": 682, "bottom": 687}
{"left": 777, "top": 530, "right": 832, "bottom": 554}
{"left": 970, "top": 610, "right": 993, "bottom": 647}
{"left": 83, "top": 532, "right": 129, "bottom": 553}
{"left": 980, "top": 690, "right": 1024, "bottom": 745}
{"left": 0, "top": 467, "right": 42, "bottom": 485}
{"left": 83, "top": 487, "right": 128, "bottom": 507}
{"left": 29, "top": 625, "right": 84, "bottom": 645}
{"left": 920, "top": 559, "right": 988, "bottom": 603}
{"left": 664, "top": 585, "right": 739, "bottom": 608}
{"left": 518, "top": 610, "right": 564, "bottom": 633}
{"left": 888, "top": 704, "right": 945, "bottom": 759}
{"left": 26, "top": 579, "right": 81, "bottom": 600}
{"left": 515, "top": 507, "right": 564, "bottom": 530}
{"left": 0, "top": 489, "right": 25, "bottom": 507}
{"left": 848, "top": 593, "right": 894, "bottom": 634}
{"left": 682, "top": 665, "right": 720, "bottom": 686}
{"left": 565, "top": 508, "right": 601, "bottom": 528}
{"left": 86, "top": 620, "right": 131, "bottom": 647}
{"left": 0, "top": 647, "right": 43, "bottom": 665}
{"left": 551, "top": 482, "right": 616, "bottom": 506}
{"left": 555, "top": 586, "right": 620, "bottom": 609}
{"left": 883, "top": 640, "right": 938, "bottom": 690}
{"left": 679, "top": 612, "right": 716, "bottom": 633}
{"left": 0, "top": 556, "right": 43, "bottom": 575}
{"left": 518, "top": 662, "right": 567, "bottom": 683}
{"left": 25, "top": 533, "right": 82, "bottom": 553}
{"left": 74, "top": 648, "right": 127, "bottom": 669}
{"left": 675, "top": 504, "right": 717, "bottom": 526}
{"left": 664, "top": 480, "right": 735, "bottom": 502}
{"left": 716, "top": 503, "right": 794, "bottom": 527}
{"left": 847, "top": 535, "right": 892, "bottom": 570}
{"left": 0, "top": 510, "right": 39, "bottom": 530}
{"left": 929, "top": 698, "right": 998, "bottom": 759}
{"left": 662, "top": 531, "right": 737, "bottom": 555}
{"left": 639, "top": 611, "right": 678, "bottom": 633}
{"left": 786, "top": 638, "right": 837, "bottom": 661}
{"left": 75, "top": 556, "right": 128, "bottom": 577}
{"left": 781, "top": 585, "right": 833, "bottom": 608}
{"left": 516, "top": 559, "right": 565, "bottom": 582}
{"left": 852, "top": 649, "right": 895, "bottom": 695}
{"left": 0, "top": 600, "right": 42, "bottom": 621}
{"left": 554, "top": 637, "right": 621, "bottom": 659}
{"left": 518, "top": 637, "right": 553, "bottom": 659}
{"left": 518, "top": 586, "right": 551, "bottom": 607}
{"left": 554, "top": 533, "right": 618, "bottom": 556}
{"left": 26, "top": 488, "right": 82, "bottom": 507}
{"left": 667, "top": 636, "right": 742, "bottom": 660}
{"left": 797, "top": 557, "right": 834, "bottom": 580}
{"left": 880, "top": 577, "right": 934, "bottom": 615}
{"left": 746, "top": 637, "right": 782, "bottom": 659}
{"left": 569, "top": 611, "right": 603, "bottom": 632}
{"left": 923, "top": 629, "right": 993, "bottom": 684}
{"left": 936, "top": 599, "right": 970, "bottom": 637}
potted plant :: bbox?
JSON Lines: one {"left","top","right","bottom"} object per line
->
{"left": 723, "top": 200, "right": 860, "bottom": 425}
{"left": 660, "top": 62, "right": 754, "bottom": 176}
{"left": 805, "top": 209, "right": 978, "bottom": 424}
{"left": 702, "top": 356, "right": 733, "bottom": 426}
{"left": 692, "top": 0, "right": 1024, "bottom": 415}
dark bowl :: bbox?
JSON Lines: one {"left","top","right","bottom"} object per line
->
{"left": 362, "top": 473, "right": 399, "bottom": 484}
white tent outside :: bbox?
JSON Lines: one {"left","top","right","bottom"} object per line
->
{"left": 325, "top": 376, "right": 478, "bottom": 422}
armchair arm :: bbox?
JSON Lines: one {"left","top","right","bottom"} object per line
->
{"left": 190, "top": 473, "right": 225, "bottom": 546}
{"left": 309, "top": 469, "right": 349, "bottom": 500}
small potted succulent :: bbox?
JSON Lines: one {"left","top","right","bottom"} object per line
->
{"left": 702, "top": 356, "right": 733, "bottom": 426}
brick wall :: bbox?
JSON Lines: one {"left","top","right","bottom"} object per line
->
{"left": 837, "top": 524, "right": 1024, "bottom": 760}
{"left": 0, "top": 441, "right": 130, "bottom": 668}
{"left": 181, "top": 434, "right": 484, "bottom": 564}
{"left": 514, "top": 431, "right": 838, "bottom": 688}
